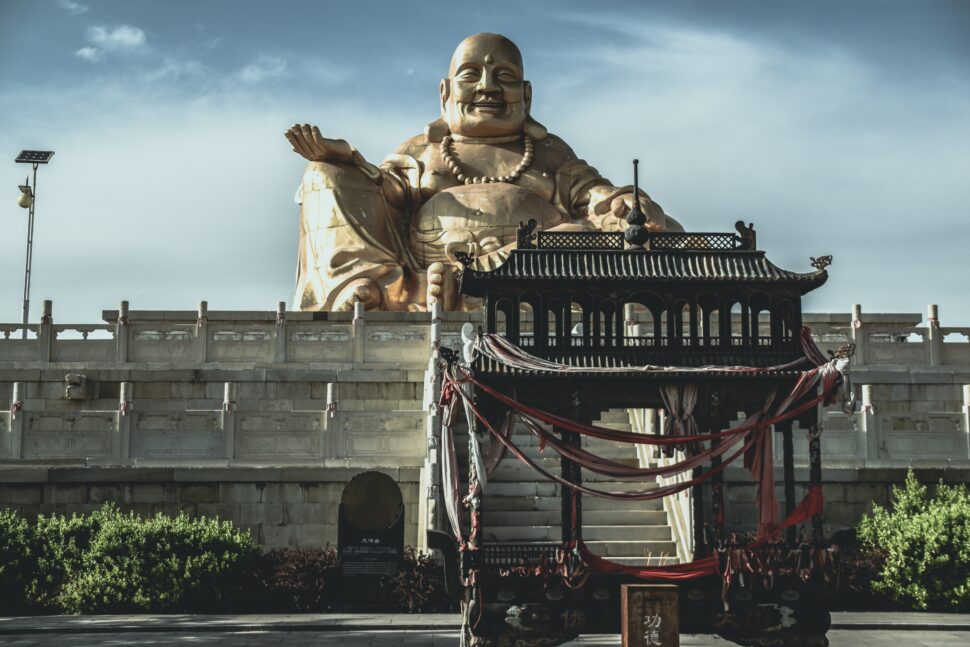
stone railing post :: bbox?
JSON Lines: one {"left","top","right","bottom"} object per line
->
{"left": 962, "top": 385, "right": 970, "bottom": 460}
{"left": 352, "top": 301, "right": 365, "bottom": 366}
{"left": 274, "top": 301, "right": 287, "bottom": 363}
{"left": 861, "top": 384, "right": 878, "bottom": 462}
{"left": 324, "top": 382, "right": 339, "bottom": 457}
{"left": 850, "top": 303, "right": 866, "bottom": 366}
{"left": 927, "top": 304, "right": 942, "bottom": 367}
{"left": 38, "top": 299, "right": 53, "bottom": 363}
{"left": 7, "top": 382, "right": 25, "bottom": 459}
{"left": 222, "top": 382, "right": 236, "bottom": 463}
{"left": 116, "top": 300, "right": 129, "bottom": 363}
{"left": 196, "top": 300, "right": 208, "bottom": 363}
{"left": 117, "top": 381, "right": 131, "bottom": 462}
{"left": 420, "top": 302, "right": 444, "bottom": 546}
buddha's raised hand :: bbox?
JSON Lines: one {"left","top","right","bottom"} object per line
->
{"left": 285, "top": 124, "right": 355, "bottom": 163}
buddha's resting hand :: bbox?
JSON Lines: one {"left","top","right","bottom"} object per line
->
{"left": 334, "top": 278, "right": 382, "bottom": 313}
{"left": 587, "top": 185, "right": 683, "bottom": 233}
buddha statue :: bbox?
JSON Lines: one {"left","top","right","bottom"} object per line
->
{"left": 286, "top": 33, "right": 683, "bottom": 312}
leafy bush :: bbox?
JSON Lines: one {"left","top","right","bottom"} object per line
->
{"left": 58, "top": 505, "right": 259, "bottom": 613}
{"left": 0, "top": 509, "right": 34, "bottom": 614}
{"left": 857, "top": 470, "right": 970, "bottom": 611}
{"left": 0, "top": 504, "right": 259, "bottom": 614}
{"left": 257, "top": 546, "right": 339, "bottom": 612}
{"left": 384, "top": 546, "right": 453, "bottom": 613}
{"left": 27, "top": 511, "right": 99, "bottom": 611}
{"left": 0, "top": 504, "right": 454, "bottom": 613}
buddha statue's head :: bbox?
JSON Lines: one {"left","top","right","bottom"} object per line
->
{"left": 437, "top": 33, "right": 542, "bottom": 140}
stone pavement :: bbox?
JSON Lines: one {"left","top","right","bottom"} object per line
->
{"left": 0, "top": 613, "right": 968, "bottom": 646}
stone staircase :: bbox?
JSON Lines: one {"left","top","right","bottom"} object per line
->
{"left": 480, "top": 409, "right": 679, "bottom": 565}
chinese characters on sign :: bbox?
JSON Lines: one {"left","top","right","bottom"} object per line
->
{"left": 621, "top": 584, "right": 678, "bottom": 647}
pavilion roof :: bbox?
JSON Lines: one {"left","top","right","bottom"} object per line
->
{"left": 460, "top": 248, "right": 827, "bottom": 296}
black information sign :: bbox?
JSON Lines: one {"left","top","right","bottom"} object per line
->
{"left": 338, "top": 471, "right": 405, "bottom": 577}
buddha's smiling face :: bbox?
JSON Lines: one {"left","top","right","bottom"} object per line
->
{"left": 441, "top": 34, "right": 531, "bottom": 138}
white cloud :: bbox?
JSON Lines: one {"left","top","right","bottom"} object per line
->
{"left": 57, "top": 0, "right": 89, "bottom": 15}
{"left": 87, "top": 25, "right": 146, "bottom": 51}
{"left": 75, "top": 46, "right": 102, "bottom": 62}
{"left": 239, "top": 55, "right": 288, "bottom": 83}
{"left": 143, "top": 58, "right": 207, "bottom": 81}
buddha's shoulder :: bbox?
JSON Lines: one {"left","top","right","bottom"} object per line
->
{"left": 392, "top": 133, "right": 434, "bottom": 158}
{"left": 536, "top": 133, "right": 579, "bottom": 163}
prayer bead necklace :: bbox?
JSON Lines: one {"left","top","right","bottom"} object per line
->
{"left": 439, "top": 135, "right": 534, "bottom": 185}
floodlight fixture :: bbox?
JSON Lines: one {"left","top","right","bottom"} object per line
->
{"left": 15, "top": 150, "right": 54, "bottom": 164}
{"left": 17, "top": 183, "right": 33, "bottom": 209}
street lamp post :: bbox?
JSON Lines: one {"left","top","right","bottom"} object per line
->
{"left": 15, "top": 150, "right": 54, "bottom": 340}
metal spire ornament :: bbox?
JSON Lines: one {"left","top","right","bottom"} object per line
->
{"left": 624, "top": 159, "right": 649, "bottom": 250}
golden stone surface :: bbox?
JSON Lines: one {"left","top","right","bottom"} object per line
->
{"left": 285, "top": 33, "right": 683, "bottom": 312}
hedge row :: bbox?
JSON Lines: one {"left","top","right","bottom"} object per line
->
{"left": 0, "top": 504, "right": 451, "bottom": 614}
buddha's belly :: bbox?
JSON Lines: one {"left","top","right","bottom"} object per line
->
{"left": 410, "top": 184, "right": 566, "bottom": 266}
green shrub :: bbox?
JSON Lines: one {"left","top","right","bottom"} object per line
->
{"left": 857, "top": 470, "right": 970, "bottom": 611}
{"left": 0, "top": 509, "right": 34, "bottom": 614}
{"left": 27, "top": 510, "right": 99, "bottom": 611}
{"left": 57, "top": 505, "right": 259, "bottom": 613}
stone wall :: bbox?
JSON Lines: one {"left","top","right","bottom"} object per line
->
{"left": 710, "top": 466, "right": 970, "bottom": 537}
{"left": 0, "top": 303, "right": 481, "bottom": 550}
{"left": 0, "top": 466, "right": 421, "bottom": 548}
{"left": 1, "top": 301, "right": 968, "bottom": 550}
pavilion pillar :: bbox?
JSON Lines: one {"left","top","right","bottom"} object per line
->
{"left": 808, "top": 422, "right": 824, "bottom": 543}
{"left": 704, "top": 394, "right": 728, "bottom": 546}
{"left": 778, "top": 419, "right": 796, "bottom": 545}
{"left": 709, "top": 414, "right": 731, "bottom": 545}
{"left": 560, "top": 390, "right": 584, "bottom": 544}
{"left": 692, "top": 465, "right": 706, "bottom": 556}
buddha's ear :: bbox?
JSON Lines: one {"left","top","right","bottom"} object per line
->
{"left": 439, "top": 78, "right": 451, "bottom": 114}
{"left": 524, "top": 116, "right": 548, "bottom": 141}
{"left": 524, "top": 80, "right": 533, "bottom": 113}
{"left": 425, "top": 117, "right": 450, "bottom": 143}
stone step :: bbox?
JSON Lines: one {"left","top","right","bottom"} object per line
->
{"left": 582, "top": 525, "right": 672, "bottom": 542}
{"left": 580, "top": 539, "right": 678, "bottom": 558}
{"left": 591, "top": 421, "right": 634, "bottom": 431}
{"left": 483, "top": 509, "right": 669, "bottom": 526}
{"left": 481, "top": 478, "right": 659, "bottom": 496}
{"left": 485, "top": 481, "right": 559, "bottom": 497}
{"left": 491, "top": 445, "right": 641, "bottom": 461}
{"left": 596, "top": 410, "right": 632, "bottom": 423}
{"left": 481, "top": 495, "right": 664, "bottom": 512}
{"left": 489, "top": 462, "right": 643, "bottom": 481}
{"left": 483, "top": 525, "right": 671, "bottom": 543}
{"left": 467, "top": 409, "right": 681, "bottom": 566}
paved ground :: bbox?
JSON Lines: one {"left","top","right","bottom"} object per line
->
{"left": 1, "top": 613, "right": 968, "bottom": 646}
{"left": 2, "top": 629, "right": 970, "bottom": 646}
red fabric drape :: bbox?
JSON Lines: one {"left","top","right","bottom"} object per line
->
{"left": 570, "top": 485, "right": 825, "bottom": 582}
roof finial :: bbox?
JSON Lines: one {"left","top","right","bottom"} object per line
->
{"left": 624, "top": 159, "right": 649, "bottom": 250}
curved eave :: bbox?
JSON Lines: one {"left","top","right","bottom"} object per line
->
{"left": 461, "top": 249, "right": 828, "bottom": 297}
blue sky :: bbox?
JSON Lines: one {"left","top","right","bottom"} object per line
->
{"left": 1, "top": 0, "right": 969, "bottom": 325}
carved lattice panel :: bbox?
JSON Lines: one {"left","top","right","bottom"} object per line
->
{"left": 648, "top": 232, "right": 743, "bottom": 250}
{"left": 537, "top": 231, "right": 624, "bottom": 250}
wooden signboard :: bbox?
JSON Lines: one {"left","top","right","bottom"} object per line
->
{"left": 621, "top": 584, "right": 679, "bottom": 647}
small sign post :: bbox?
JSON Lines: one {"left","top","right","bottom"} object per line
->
{"left": 621, "top": 584, "right": 679, "bottom": 647}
